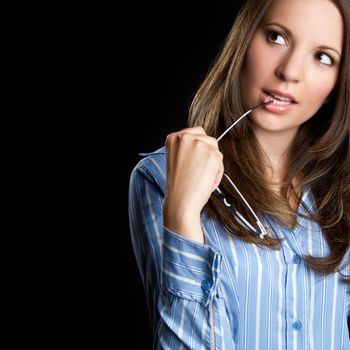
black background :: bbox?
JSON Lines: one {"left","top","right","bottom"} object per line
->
{"left": 27, "top": 0, "right": 350, "bottom": 347}
{"left": 118, "top": 1, "right": 244, "bottom": 347}
{"left": 70, "top": 0, "right": 350, "bottom": 347}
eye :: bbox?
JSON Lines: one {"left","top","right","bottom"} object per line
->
{"left": 316, "top": 52, "right": 334, "bottom": 66}
{"left": 266, "top": 30, "right": 286, "bottom": 46}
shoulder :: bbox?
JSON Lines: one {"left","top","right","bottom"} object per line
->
{"left": 130, "top": 145, "right": 167, "bottom": 194}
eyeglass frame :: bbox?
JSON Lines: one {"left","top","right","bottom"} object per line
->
{"left": 214, "top": 101, "right": 272, "bottom": 239}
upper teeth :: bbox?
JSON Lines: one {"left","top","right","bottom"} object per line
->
{"left": 270, "top": 92, "right": 293, "bottom": 102}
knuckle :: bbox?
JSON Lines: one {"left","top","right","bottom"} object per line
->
{"left": 165, "top": 134, "right": 170, "bottom": 146}
{"left": 165, "top": 133, "right": 176, "bottom": 146}
{"left": 179, "top": 132, "right": 192, "bottom": 142}
{"left": 194, "top": 139, "right": 207, "bottom": 150}
{"left": 208, "top": 135, "right": 218, "bottom": 144}
{"left": 208, "top": 148, "right": 219, "bottom": 160}
{"left": 210, "top": 150, "right": 223, "bottom": 166}
{"left": 213, "top": 139, "right": 220, "bottom": 150}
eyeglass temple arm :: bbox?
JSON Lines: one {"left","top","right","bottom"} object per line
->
{"left": 217, "top": 175, "right": 268, "bottom": 239}
{"left": 216, "top": 101, "right": 273, "bottom": 142}
{"left": 216, "top": 187, "right": 262, "bottom": 237}
{"left": 215, "top": 100, "right": 273, "bottom": 239}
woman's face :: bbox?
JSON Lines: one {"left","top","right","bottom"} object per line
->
{"left": 240, "top": 0, "right": 343, "bottom": 137}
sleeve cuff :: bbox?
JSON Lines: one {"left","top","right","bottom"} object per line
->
{"left": 162, "top": 227, "right": 222, "bottom": 307}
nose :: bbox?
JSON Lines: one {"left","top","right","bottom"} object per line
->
{"left": 275, "top": 49, "right": 304, "bottom": 83}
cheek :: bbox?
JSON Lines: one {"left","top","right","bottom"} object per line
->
{"left": 307, "top": 72, "right": 338, "bottom": 105}
{"left": 242, "top": 37, "right": 272, "bottom": 88}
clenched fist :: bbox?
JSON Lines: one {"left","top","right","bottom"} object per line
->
{"left": 163, "top": 126, "right": 224, "bottom": 243}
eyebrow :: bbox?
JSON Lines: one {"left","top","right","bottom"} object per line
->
{"left": 264, "top": 22, "right": 342, "bottom": 58}
{"left": 318, "top": 45, "right": 342, "bottom": 58}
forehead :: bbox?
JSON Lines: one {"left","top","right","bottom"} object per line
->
{"left": 263, "top": 0, "right": 344, "bottom": 51}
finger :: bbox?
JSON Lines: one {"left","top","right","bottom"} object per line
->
{"left": 165, "top": 127, "right": 206, "bottom": 152}
{"left": 179, "top": 126, "right": 206, "bottom": 135}
{"left": 178, "top": 135, "right": 223, "bottom": 163}
{"left": 212, "top": 161, "right": 224, "bottom": 192}
{"left": 178, "top": 132, "right": 219, "bottom": 150}
{"left": 165, "top": 132, "right": 178, "bottom": 178}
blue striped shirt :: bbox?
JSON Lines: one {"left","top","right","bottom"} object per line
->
{"left": 128, "top": 146, "right": 350, "bottom": 349}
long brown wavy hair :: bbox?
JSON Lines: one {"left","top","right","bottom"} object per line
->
{"left": 188, "top": 0, "right": 350, "bottom": 279}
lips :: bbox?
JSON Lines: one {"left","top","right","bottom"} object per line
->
{"left": 261, "top": 90, "right": 297, "bottom": 114}
{"left": 263, "top": 89, "right": 297, "bottom": 104}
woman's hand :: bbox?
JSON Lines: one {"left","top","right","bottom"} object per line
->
{"left": 163, "top": 126, "right": 224, "bottom": 243}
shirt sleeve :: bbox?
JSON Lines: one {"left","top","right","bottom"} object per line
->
{"left": 345, "top": 264, "right": 350, "bottom": 337}
{"left": 348, "top": 296, "right": 350, "bottom": 338}
{"left": 348, "top": 298, "right": 350, "bottom": 318}
{"left": 128, "top": 156, "right": 236, "bottom": 349}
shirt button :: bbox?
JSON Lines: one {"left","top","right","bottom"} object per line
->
{"left": 201, "top": 279, "right": 212, "bottom": 292}
{"left": 292, "top": 321, "right": 302, "bottom": 331}
{"left": 292, "top": 255, "right": 301, "bottom": 264}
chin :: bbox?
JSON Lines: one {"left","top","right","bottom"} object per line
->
{"left": 251, "top": 117, "right": 294, "bottom": 133}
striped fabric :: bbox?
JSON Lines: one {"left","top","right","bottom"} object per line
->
{"left": 128, "top": 146, "right": 350, "bottom": 350}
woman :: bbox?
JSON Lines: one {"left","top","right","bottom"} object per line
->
{"left": 129, "top": 0, "right": 350, "bottom": 348}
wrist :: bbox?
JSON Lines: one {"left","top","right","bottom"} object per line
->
{"left": 163, "top": 206, "right": 204, "bottom": 243}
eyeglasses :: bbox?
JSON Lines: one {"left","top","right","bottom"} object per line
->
{"left": 214, "top": 101, "right": 272, "bottom": 239}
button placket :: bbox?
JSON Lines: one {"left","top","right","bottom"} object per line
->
{"left": 292, "top": 255, "right": 301, "bottom": 264}
{"left": 201, "top": 279, "right": 212, "bottom": 293}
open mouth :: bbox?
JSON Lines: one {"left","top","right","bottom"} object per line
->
{"left": 264, "top": 91, "right": 296, "bottom": 105}
{"left": 261, "top": 90, "right": 297, "bottom": 113}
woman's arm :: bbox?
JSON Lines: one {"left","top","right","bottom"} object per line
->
{"left": 347, "top": 287, "right": 350, "bottom": 337}
{"left": 128, "top": 151, "right": 235, "bottom": 349}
